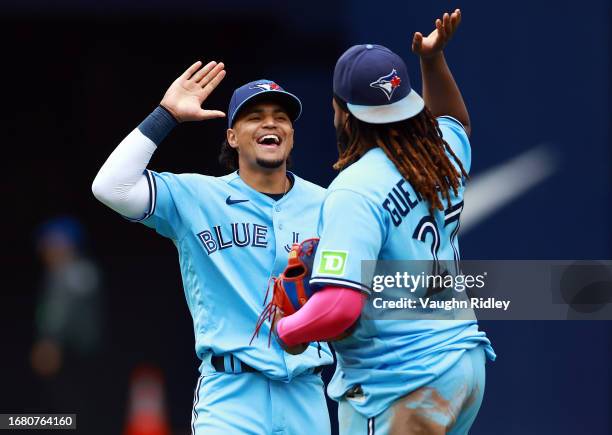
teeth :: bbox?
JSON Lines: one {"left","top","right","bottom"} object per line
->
{"left": 259, "top": 134, "right": 280, "bottom": 144}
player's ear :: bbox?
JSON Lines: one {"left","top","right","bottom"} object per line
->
{"left": 226, "top": 129, "right": 239, "bottom": 149}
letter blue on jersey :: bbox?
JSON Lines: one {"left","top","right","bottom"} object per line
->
{"left": 136, "top": 170, "right": 333, "bottom": 380}
{"left": 309, "top": 117, "right": 496, "bottom": 418}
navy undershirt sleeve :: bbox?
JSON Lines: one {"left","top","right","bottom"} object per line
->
{"left": 137, "top": 106, "right": 178, "bottom": 145}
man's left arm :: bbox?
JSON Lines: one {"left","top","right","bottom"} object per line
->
{"left": 276, "top": 287, "right": 365, "bottom": 348}
{"left": 413, "top": 9, "right": 471, "bottom": 136}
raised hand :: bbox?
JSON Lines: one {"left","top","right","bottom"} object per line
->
{"left": 160, "top": 61, "right": 227, "bottom": 123}
{"left": 412, "top": 9, "right": 462, "bottom": 59}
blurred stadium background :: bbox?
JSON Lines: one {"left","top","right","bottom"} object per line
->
{"left": 0, "top": 1, "right": 610, "bottom": 434}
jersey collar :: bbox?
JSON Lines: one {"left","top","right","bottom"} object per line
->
{"left": 229, "top": 170, "right": 297, "bottom": 205}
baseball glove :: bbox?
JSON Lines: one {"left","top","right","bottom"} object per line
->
{"left": 250, "top": 238, "right": 319, "bottom": 353}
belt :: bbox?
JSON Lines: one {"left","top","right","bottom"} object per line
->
{"left": 212, "top": 355, "right": 257, "bottom": 373}
{"left": 212, "top": 355, "right": 323, "bottom": 374}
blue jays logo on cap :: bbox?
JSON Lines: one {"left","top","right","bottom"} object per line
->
{"left": 228, "top": 79, "right": 302, "bottom": 128}
{"left": 370, "top": 69, "right": 402, "bottom": 101}
{"left": 249, "top": 82, "right": 282, "bottom": 92}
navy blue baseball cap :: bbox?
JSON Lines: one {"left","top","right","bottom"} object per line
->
{"left": 227, "top": 79, "right": 302, "bottom": 128}
{"left": 333, "top": 44, "right": 424, "bottom": 124}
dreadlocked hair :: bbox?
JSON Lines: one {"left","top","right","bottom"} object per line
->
{"left": 333, "top": 95, "right": 468, "bottom": 215}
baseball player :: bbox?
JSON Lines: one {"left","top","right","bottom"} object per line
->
{"left": 91, "top": 61, "right": 333, "bottom": 434}
{"left": 275, "top": 10, "right": 496, "bottom": 434}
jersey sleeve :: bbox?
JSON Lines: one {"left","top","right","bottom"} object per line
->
{"left": 136, "top": 170, "right": 184, "bottom": 240}
{"left": 437, "top": 116, "right": 472, "bottom": 174}
{"left": 309, "top": 189, "right": 386, "bottom": 295}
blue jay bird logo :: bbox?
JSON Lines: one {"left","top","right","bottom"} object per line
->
{"left": 369, "top": 69, "right": 402, "bottom": 101}
{"left": 250, "top": 82, "right": 282, "bottom": 92}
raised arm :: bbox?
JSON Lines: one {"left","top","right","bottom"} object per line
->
{"left": 91, "top": 61, "right": 226, "bottom": 219}
{"left": 412, "top": 9, "right": 471, "bottom": 136}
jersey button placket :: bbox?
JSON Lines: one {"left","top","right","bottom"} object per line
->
{"left": 274, "top": 204, "right": 282, "bottom": 229}
{"left": 271, "top": 204, "right": 285, "bottom": 273}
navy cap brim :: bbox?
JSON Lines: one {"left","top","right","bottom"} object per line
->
{"left": 347, "top": 90, "right": 424, "bottom": 124}
{"left": 229, "top": 90, "right": 302, "bottom": 127}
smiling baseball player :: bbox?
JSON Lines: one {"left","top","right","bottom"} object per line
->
{"left": 91, "top": 61, "right": 332, "bottom": 434}
{"left": 274, "top": 10, "right": 496, "bottom": 435}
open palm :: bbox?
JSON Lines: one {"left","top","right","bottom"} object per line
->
{"left": 412, "top": 9, "right": 462, "bottom": 59}
{"left": 160, "top": 61, "right": 226, "bottom": 122}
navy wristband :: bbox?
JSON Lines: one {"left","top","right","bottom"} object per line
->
{"left": 137, "top": 106, "right": 178, "bottom": 145}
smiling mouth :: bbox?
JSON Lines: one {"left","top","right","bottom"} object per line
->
{"left": 257, "top": 134, "right": 281, "bottom": 146}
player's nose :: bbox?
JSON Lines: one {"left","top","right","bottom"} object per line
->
{"left": 261, "top": 114, "right": 278, "bottom": 128}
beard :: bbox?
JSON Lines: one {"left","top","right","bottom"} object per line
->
{"left": 256, "top": 157, "right": 286, "bottom": 169}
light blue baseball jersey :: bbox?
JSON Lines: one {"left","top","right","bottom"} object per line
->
{"left": 137, "top": 170, "right": 333, "bottom": 380}
{"left": 309, "top": 117, "right": 496, "bottom": 417}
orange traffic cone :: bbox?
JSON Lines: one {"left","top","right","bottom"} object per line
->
{"left": 123, "top": 364, "right": 171, "bottom": 435}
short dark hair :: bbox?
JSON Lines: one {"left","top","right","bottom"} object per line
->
{"left": 218, "top": 138, "right": 239, "bottom": 171}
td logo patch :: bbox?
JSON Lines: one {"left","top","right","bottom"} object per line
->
{"left": 317, "top": 250, "right": 348, "bottom": 276}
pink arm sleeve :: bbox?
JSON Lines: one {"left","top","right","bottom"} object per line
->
{"left": 276, "top": 286, "right": 365, "bottom": 347}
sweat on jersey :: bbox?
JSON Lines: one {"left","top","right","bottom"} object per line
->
{"left": 136, "top": 170, "right": 333, "bottom": 381}
{"left": 309, "top": 116, "right": 496, "bottom": 417}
